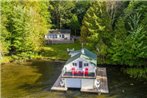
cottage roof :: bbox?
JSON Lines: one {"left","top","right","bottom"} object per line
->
{"left": 65, "top": 48, "right": 97, "bottom": 66}
{"left": 49, "top": 29, "right": 71, "bottom": 34}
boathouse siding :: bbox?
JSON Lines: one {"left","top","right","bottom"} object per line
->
{"left": 64, "top": 78, "right": 95, "bottom": 89}
{"left": 63, "top": 57, "right": 96, "bottom": 73}
{"left": 81, "top": 79, "right": 94, "bottom": 89}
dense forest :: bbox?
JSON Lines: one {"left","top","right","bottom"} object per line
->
{"left": 1, "top": 0, "right": 147, "bottom": 79}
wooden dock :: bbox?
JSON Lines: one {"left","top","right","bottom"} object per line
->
{"left": 51, "top": 67, "right": 109, "bottom": 93}
{"left": 97, "top": 67, "right": 109, "bottom": 93}
{"left": 81, "top": 67, "right": 109, "bottom": 93}
{"left": 51, "top": 74, "right": 68, "bottom": 91}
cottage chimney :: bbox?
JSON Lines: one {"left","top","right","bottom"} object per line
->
{"left": 81, "top": 49, "right": 84, "bottom": 54}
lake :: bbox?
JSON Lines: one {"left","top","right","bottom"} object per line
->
{"left": 1, "top": 60, "right": 147, "bottom": 98}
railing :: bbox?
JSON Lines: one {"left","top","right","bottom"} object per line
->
{"left": 45, "top": 39, "right": 74, "bottom": 44}
{"left": 62, "top": 71, "right": 96, "bottom": 78}
{"left": 62, "top": 69, "right": 66, "bottom": 76}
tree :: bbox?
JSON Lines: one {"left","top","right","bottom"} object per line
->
{"left": 109, "top": 1, "right": 147, "bottom": 79}
{"left": 1, "top": 1, "right": 51, "bottom": 58}
{"left": 1, "top": 1, "right": 14, "bottom": 55}
{"left": 110, "top": 1, "right": 147, "bottom": 65}
{"left": 80, "top": 0, "right": 112, "bottom": 64}
{"left": 72, "top": 1, "right": 90, "bottom": 25}
{"left": 70, "top": 14, "right": 80, "bottom": 36}
{"left": 50, "top": 1, "right": 75, "bottom": 29}
{"left": 0, "top": 13, "right": 10, "bottom": 55}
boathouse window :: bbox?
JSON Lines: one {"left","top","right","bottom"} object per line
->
{"left": 73, "top": 63, "right": 77, "bottom": 66}
{"left": 84, "top": 63, "right": 88, "bottom": 66}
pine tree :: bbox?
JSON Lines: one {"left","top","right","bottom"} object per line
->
{"left": 80, "top": 1, "right": 112, "bottom": 64}
{"left": 110, "top": 1, "right": 147, "bottom": 65}
{"left": 109, "top": 1, "right": 147, "bottom": 78}
{"left": 70, "top": 14, "right": 80, "bottom": 36}
{"left": 1, "top": 1, "right": 51, "bottom": 58}
{"left": 50, "top": 1, "right": 75, "bottom": 29}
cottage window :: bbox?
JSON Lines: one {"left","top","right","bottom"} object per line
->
{"left": 54, "top": 34, "right": 57, "bottom": 38}
{"left": 49, "top": 35, "right": 52, "bottom": 38}
{"left": 52, "top": 34, "right": 57, "bottom": 38}
{"left": 62, "top": 34, "right": 64, "bottom": 38}
{"left": 84, "top": 63, "right": 88, "bottom": 66}
{"left": 52, "top": 35, "right": 54, "bottom": 38}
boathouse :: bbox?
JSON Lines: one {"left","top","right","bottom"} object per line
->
{"left": 62, "top": 48, "right": 97, "bottom": 89}
{"left": 51, "top": 48, "right": 109, "bottom": 93}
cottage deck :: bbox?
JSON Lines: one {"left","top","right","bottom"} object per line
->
{"left": 81, "top": 67, "right": 109, "bottom": 93}
{"left": 51, "top": 67, "right": 109, "bottom": 93}
{"left": 51, "top": 74, "right": 68, "bottom": 91}
{"left": 45, "top": 39, "right": 74, "bottom": 44}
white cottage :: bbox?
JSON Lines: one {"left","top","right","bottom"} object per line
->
{"left": 45, "top": 29, "right": 74, "bottom": 44}
{"left": 60, "top": 48, "right": 99, "bottom": 89}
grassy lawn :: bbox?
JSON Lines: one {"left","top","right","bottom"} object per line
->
{"left": 0, "top": 42, "right": 81, "bottom": 64}
{"left": 41, "top": 42, "right": 81, "bottom": 60}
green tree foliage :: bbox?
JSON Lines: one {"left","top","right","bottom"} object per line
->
{"left": 125, "top": 68, "right": 147, "bottom": 79}
{"left": 109, "top": 1, "right": 147, "bottom": 78}
{"left": 0, "top": 2, "right": 13, "bottom": 55}
{"left": 110, "top": 26, "right": 147, "bottom": 66}
{"left": 50, "top": 1, "right": 75, "bottom": 29}
{"left": 70, "top": 14, "right": 80, "bottom": 36}
{"left": 110, "top": 1, "right": 147, "bottom": 65}
{"left": 1, "top": 1, "right": 51, "bottom": 58}
{"left": 73, "top": 1, "right": 90, "bottom": 25}
{"left": 80, "top": 0, "right": 147, "bottom": 79}
{"left": 80, "top": 0, "right": 112, "bottom": 64}
{"left": 50, "top": 0, "right": 90, "bottom": 35}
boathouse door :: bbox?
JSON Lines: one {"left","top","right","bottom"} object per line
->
{"left": 66, "top": 78, "right": 81, "bottom": 88}
{"left": 79, "top": 61, "right": 82, "bottom": 70}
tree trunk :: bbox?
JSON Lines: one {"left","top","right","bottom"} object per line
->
{"left": 75, "top": 29, "right": 76, "bottom": 36}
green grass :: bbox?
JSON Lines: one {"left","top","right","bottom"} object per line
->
{"left": 41, "top": 42, "right": 81, "bottom": 60}
{"left": 0, "top": 56, "right": 13, "bottom": 64}
{"left": 0, "top": 42, "right": 81, "bottom": 64}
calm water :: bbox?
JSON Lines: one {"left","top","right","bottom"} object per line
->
{"left": 1, "top": 60, "right": 147, "bottom": 98}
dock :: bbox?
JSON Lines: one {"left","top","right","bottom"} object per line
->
{"left": 51, "top": 74, "right": 68, "bottom": 91}
{"left": 81, "top": 67, "right": 109, "bottom": 93}
{"left": 51, "top": 67, "right": 109, "bottom": 93}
